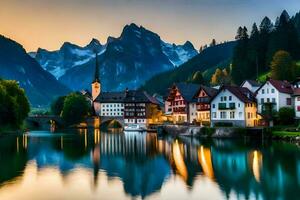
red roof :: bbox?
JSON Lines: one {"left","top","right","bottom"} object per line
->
{"left": 268, "top": 79, "right": 293, "bottom": 94}
{"left": 211, "top": 85, "right": 256, "bottom": 103}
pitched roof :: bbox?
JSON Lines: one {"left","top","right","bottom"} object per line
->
{"left": 265, "top": 79, "right": 293, "bottom": 94}
{"left": 211, "top": 85, "right": 256, "bottom": 103}
{"left": 174, "top": 83, "right": 200, "bottom": 102}
{"left": 94, "top": 91, "right": 125, "bottom": 103}
{"left": 241, "top": 80, "right": 261, "bottom": 87}
{"left": 124, "top": 90, "right": 157, "bottom": 104}
{"left": 199, "top": 85, "right": 218, "bottom": 97}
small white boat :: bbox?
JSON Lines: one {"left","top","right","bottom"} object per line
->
{"left": 124, "top": 124, "right": 146, "bottom": 132}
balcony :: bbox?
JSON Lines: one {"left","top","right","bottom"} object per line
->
{"left": 197, "top": 97, "right": 210, "bottom": 103}
{"left": 197, "top": 104, "right": 210, "bottom": 111}
{"left": 218, "top": 103, "right": 236, "bottom": 110}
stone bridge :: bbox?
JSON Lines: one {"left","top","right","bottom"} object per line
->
{"left": 26, "top": 115, "right": 125, "bottom": 130}
{"left": 26, "top": 115, "right": 63, "bottom": 130}
{"left": 100, "top": 116, "right": 125, "bottom": 128}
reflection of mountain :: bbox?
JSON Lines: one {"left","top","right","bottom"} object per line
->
{"left": 2, "top": 131, "right": 300, "bottom": 200}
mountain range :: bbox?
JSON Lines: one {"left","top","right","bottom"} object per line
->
{"left": 0, "top": 35, "right": 70, "bottom": 106}
{"left": 31, "top": 23, "right": 198, "bottom": 92}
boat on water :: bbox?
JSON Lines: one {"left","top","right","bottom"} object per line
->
{"left": 124, "top": 124, "right": 146, "bottom": 132}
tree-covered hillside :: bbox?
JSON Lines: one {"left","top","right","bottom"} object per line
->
{"left": 140, "top": 41, "right": 236, "bottom": 95}
{"left": 231, "top": 10, "right": 300, "bottom": 84}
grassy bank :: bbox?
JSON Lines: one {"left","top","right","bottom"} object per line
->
{"left": 272, "top": 131, "right": 300, "bottom": 137}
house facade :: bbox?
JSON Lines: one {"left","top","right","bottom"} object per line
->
{"left": 165, "top": 83, "right": 200, "bottom": 124}
{"left": 292, "top": 78, "right": 300, "bottom": 118}
{"left": 210, "top": 86, "right": 258, "bottom": 127}
{"left": 194, "top": 86, "right": 218, "bottom": 125}
{"left": 256, "top": 79, "right": 293, "bottom": 114}
{"left": 124, "top": 90, "right": 161, "bottom": 126}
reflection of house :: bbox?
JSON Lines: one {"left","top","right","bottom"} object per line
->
{"left": 165, "top": 83, "right": 200, "bottom": 124}
{"left": 256, "top": 78, "right": 293, "bottom": 114}
{"left": 194, "top": 85, "right": 217, "bottom": 125}
{"left": 210, "top": 85, "right": 258, "bottom": 127}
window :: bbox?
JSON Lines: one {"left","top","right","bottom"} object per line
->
{"left": 271, "top": 89, "right": 275, "bottom": 93}
{"left": 287, "top": 98, "right": 292, "bottom": 105}
{"left": 229, "top": 96, "right": 232, "bottom": 101}
{"left": 262, "top": 89, "right": 265, "bottom": 94}
{"left": 261, "top": 99, "right": 264, "bottom": 104}
{"left": 230, "top": 111, "right": 235, "bottom": 119}
{"left": 220, "top": 111, "right": 227, "bottom": 119}
{"left": 297, "top": 97, "right": 300, "bottom": 101}
{"left": 267, "top": 98, "right": 270, "bottom": 103}
{"left": 224, "top": 96, "right": 227, "bottom": 101}
{"left": 267, "top": 88, "right": 269, "bottom": 94}
{"left": 238, "top": 103, "right": 241, "bottom": 108}
{"left": 212, "top": 104, "right": 215, "bottom": 109}
{"left": 248, "top": 112, "right": 251, "bottom": 119}
{"left": 272, "top": 98, "right": 276, "bottom": 103}
{"left": 221, "top": 97, "right": 223, "bottom": 101}
{"left": 212, "top": 112, "right": 216, "bottom": 118}
{"left": 239, "top": 112, "right": 242, "bottom": 118}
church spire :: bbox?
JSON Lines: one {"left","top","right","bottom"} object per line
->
{"left": 93, "top": 52, "right": 100, "bottom": 83}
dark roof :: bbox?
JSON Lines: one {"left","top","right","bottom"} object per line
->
{"left": 199, "top": 85, "right": 218, "bottom": 98}
{"left": 174, "top": 83, "right": 200, "bottom": 102}
{"left": 94, "top": 92, "right": 125, "bottom": 103}
{"left": 241, "top": 80, "right": 262, "bottom": 87}
{"left": 211, "top": 85, "right": 256, "bottom": 103}
{"left": 258, "top": 79, "right": 293, "bottom": 94}
{"left": 124, "top": 90, "right": 158, "bottom": 104}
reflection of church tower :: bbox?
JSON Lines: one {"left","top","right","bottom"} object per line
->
{"left": 92, "top": 53, "right": 101, "bottom": 100}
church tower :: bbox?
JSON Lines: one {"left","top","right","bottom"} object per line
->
{"left": 92, "top": 53, "right": 101, "bottom": 101}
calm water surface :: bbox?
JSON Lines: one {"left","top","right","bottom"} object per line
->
{"left": 0, "top": 129, "right": 299, "bottom": 200}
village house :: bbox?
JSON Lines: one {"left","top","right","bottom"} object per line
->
{"left": 94, "top": 92, "right": 125, "bottom": 117}
{"left": 193, "top": 85, "right": 218, "bottom": 125}
{"left": 240, "top": 80, "right": 261, "bottom": 93}
{"left": 255, "top": 78, "right": 293, "bottom": 114}
{"left": 291, "top": 77, "right": 300, "bottom": 118}
{"left": 210, "top": 85, "right": 258, "bottom": 127}
{"left": 165, "top": 83, "right": 200, "bottom": 124}
{"left": 123, "top": 89, "right": 161, "bottom": 126}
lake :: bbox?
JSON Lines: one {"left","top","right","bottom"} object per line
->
{"left": 0, "top": 129, "right": 299, "bottom": 200}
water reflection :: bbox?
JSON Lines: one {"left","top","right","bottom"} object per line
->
{"left": 0, "top": 130, "right": 299, "bottom": 200}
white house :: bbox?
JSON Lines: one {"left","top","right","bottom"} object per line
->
{"left": 165, "top": 83, "right": 200, "bottom": 124}
{"left": 94, "top": 92, "right": 125, "bottom": 117}
{"left": 256, "top": 79, "right": 293, "bottom": 114}
{"left": 291, "top": 78, "right": 300, "bottom": 118}
{"left": 210, "top": 85, "right": 258, "bottom": 127}
{"left": 241, "top": 80, "right": 261, "bottom": 93}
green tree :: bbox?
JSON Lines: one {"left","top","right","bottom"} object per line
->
{"left": 278, "top": 107, "right": 295, "bottom": 125}
{"left": 51, "top": 96, "right": 66, "bottom": 116}
{"left": 267, "top": 10, "right": 300, "bottom": 63}
{"left": 187, "top": 71, "right": 205, "bottom": 84}
{"left": 0, "top": 80, "right": 30, "bottom": 129}
{"left": 231, "top": 26, "right": 250, "bottom": 84}
{"left": 62, "top": 93, "right": 90, "bottom": 126}
{"left": 270, "top": 50, "right": 296, "bottom": 81}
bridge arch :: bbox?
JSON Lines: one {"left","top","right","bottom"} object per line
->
{"left": 100, "top": 119, "right": 124, "bottom": 129}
